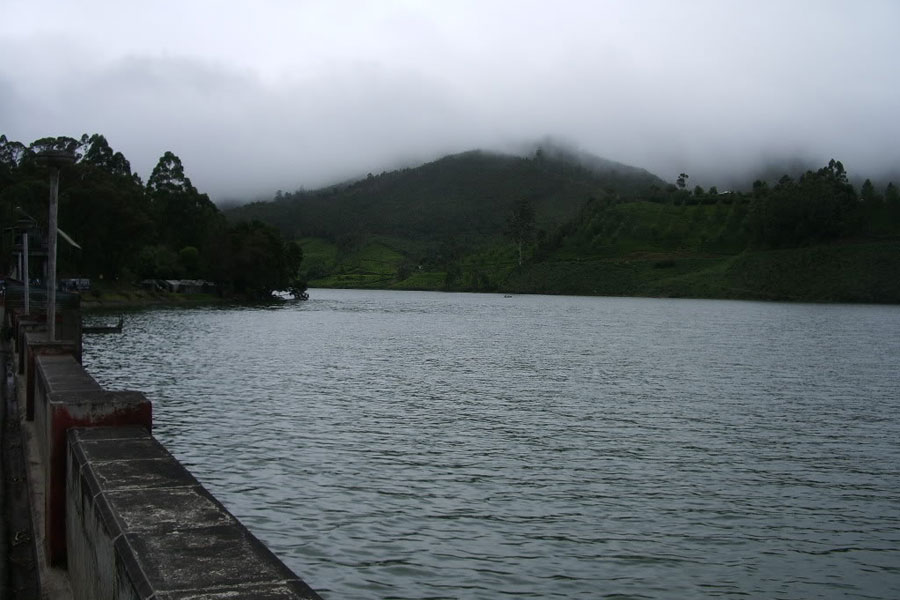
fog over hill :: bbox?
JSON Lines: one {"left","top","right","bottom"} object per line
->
{"left": 225, "top": 143, "right": 665, "bottom": 240}
{"left": 3, "top": 2, "right": 898, "bottom": 203}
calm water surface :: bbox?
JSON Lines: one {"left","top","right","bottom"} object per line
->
{"left": 82, "top": 289, "right": 900, "bottom": 599}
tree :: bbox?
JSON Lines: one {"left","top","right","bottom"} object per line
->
{"left": 61, "top": 164, "right": 152, "bottom": 279}
{"left": 284, "top": 241, "right": 308, "bottom": 298}
{"left": 178, "top": 246, "right": 202, "bottom": 278}
{"left": 885, "top": 183, "right": 900, "bottom": 231}
{"left": 221, "top": 220, "right": 301, "bottom": 299}
{"left": 885, "top": 182, "right": 899, "bottom": 206}
{"left": 146, "top": 151, "right": 222, "bottom": 253}
{"left": 0, "top": 135, "right": 27, "bottom": 172}
{"left": 147, "top": 151, "right": 193, "bottom": 195}
{"left": 82, "top": 134, "right": 132, "bottom": 177}
{"left": 53, "top": 133, "right": 155, "bottom": 279}
{"left": 676, "top": 173, "right": 689, "bottom": 190}
{"left": 0, "top": 133, "right": 155, "bottom": 279}
{"left": 135, "top": 245, "right": 182, "bottom": 279}
{"left": 507, "top": 198, "right": 535, "bottom": 266}
{"left": 748, "top": 159, "right": 858, "bottom": 247}
{"left": 752, "top": 179, "right": 769, "bottom": 198}
{"left": 860, "top": 179, "right": 879, "bottom": 204}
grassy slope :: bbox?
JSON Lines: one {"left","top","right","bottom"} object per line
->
{"left": 240, "top": 150, "right": 898, "bottom": 304}
{"left": 300, "top": 196, "right": 900, "bottom": 303}
{"left": 505, "top": 241, "right": 900, "bottom": 302}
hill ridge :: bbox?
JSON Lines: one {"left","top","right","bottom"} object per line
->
{"left": 226, "top": 146, "right": 665, "bottom": 240}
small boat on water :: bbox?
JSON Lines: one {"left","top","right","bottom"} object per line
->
{"left": 83, "top": 317, "right": 124, "bottom": 334}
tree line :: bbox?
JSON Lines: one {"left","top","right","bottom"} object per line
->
{"left": 0, "top": 134, "right": 305, "bottom": 299}
{"left": 526, "top": 158, "right": 900, "bottom": 263}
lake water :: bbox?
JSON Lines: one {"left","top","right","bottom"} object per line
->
{"left": 82, "top": 289, "right": 900, "bottom": 599}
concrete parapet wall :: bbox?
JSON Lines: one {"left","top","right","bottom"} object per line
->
{"left": 67, "top": 427, "right": 323, "bottom": 600}
{"left": 34, "top": 355, "right": 103, "bottom": 465}
{"left": 16, "top": 318, "right": 45, "bottom": 374}
{"left": 10, "top": 306, "right": 82, "bottom": 370}
{"left": 34, "top": 354, "right": 152, "bottom": 565}
{"left": 24, "top": 330, "right": 79, "bottom": 421}
{"left": 8, "top": 306, "right": 324, "bottom": 599}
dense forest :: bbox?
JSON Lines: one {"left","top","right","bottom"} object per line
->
{"left": 228, "top": 148, "right": 900, "bottom": 303}
{"left": 229, "top": 146, "right": 663, "bottom": 240}
{"left": 0, "top": 134, "right": 305, "bottom": 299}
{"left": 3, "top": 132, "right": 898, "bottom": 303}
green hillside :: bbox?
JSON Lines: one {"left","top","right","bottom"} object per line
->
{"left": 295, "top": 207, "right": 900, "bottom": 303}
{"left": 227, "top": 147, "right": 663, "bottom": 240}
{"left": 228, "top": 150, "right": 900, "bottom": 304}
{"left": 504, "top": 242, "right": 900, "bottom": 302}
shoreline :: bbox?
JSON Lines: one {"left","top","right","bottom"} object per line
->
{"left": 77, "top": 283, "right": 900, "bottom": 310}
{"left": 79, "top": 289, "right": 227, "bottom": 312}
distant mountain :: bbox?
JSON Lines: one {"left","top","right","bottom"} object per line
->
{"left": 224, "top": 147, "right": 899, "bottom": 303}
{"left": 226, "top": 147, "right": 665, "bottom": 240}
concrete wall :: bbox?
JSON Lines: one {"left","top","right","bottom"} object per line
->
{"left": 34, "top": 354, "right": 151, "bottom": 565}
{"left": 12, "top": 311, "right": 324, "bottom": 600}
{"left": 67, "top": 427, "right": 322, "bottom": 599}
{"left": 24, "top": 330, "right": 79, "bottom": 421}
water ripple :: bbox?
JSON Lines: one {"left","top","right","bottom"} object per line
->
{"left": 83, "top": 291, "right": 900, "bottom": 599}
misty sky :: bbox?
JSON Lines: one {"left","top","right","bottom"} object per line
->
{"left": 2, "top": 0, "right": 899, "bottom": 201}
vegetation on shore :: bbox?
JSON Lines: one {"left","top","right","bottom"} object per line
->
{"left": 3, "top": 133, "right": 898, "bottom": 304}
{"left": 231, "top": 149, "right": 900, "bottom": 304}
{"left": 76, "top": 281, "right": 225, "bottom": 310}
{"left": 1, "top": 134, "right": 306, "bottom": 301}
{"left": 295, "top": 237, "right": 900, "bottom": 303}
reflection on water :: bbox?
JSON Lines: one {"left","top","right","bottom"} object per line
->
{"left": 83, "top": 290, "right": 900, "bottom": 599}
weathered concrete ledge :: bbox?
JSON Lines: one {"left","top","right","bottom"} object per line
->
{"left": 24, "top": 329, "right": 79, "bottom": 421}
{"left": 67, "top": 427, "right": 322, "bottom": 600}
{"left": 35, "top": 354, "right": 151, "bottom": 566}
{"left": 4, "top": 305, "right": 325, "bottom": 599}
{"left": 16, "top": 318, "right": 45, "bottom": 368}
{"left": 10, "top": 306, "right": 83, "bottom": 376}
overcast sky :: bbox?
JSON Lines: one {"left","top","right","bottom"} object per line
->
{"left": 2, "top": 0, "right": 898, "bottom": 201}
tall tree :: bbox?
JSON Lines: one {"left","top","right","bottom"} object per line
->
{"left": 0, "top": 135, "right": 27, "bottom": 173}
{"left": 82, "top": 134, "right": 133, "bottom": 177}
{"left": 147, "top": 151, "right": 193, "bottom": 194}
{"left": 860, "top": 179, "right": 879, "bottom": 204}
{"left": 885, "top": 182, "right": 899, "bottom": 206}
{"left": 146, "top": 151, "right": 221, "bottom": 254}
{"left": 59, "top": 134, "right": 153, "bottom": 278}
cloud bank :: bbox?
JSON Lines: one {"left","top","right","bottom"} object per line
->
{"left": 2, "top": 0, "right": 899, "bottom": 201}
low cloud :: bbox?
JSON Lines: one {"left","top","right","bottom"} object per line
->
{"left": 3, "top": 1, "right": 899, "bottom": 201}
